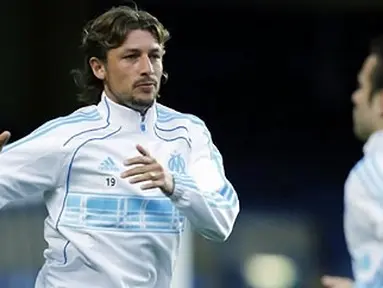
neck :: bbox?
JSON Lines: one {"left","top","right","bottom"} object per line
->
{"left": 98, "top": 93, "right": 157, "bottom": 132}
{"left": 104, "top": 88, "right": 154, "bottom": 116}
{"left": 122, "top": 101, "right": 152, "bottom": 116}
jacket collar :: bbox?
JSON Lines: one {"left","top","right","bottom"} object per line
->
{"left": 97, "top": 92, "right": 157, "bottom": 132}
{"left": 363, "top": 130, "right": 383, "bottom": 155}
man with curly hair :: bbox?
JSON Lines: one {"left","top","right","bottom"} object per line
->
{"left": 0, "top": 5, "right": 239, "bottom": 288}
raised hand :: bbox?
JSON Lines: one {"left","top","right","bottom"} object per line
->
{"left": 321, "top": 275, "right": 353, "bottom": 288}
{"left": 0, "top": 131, "right": 11, "bottom": 152}
{"left": 121, "top": 144, "right": 174, "bottom": 195}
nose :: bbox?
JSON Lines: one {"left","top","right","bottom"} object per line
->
{"left": 351, "top": 90, "right": 359, "bottom": 105}
{"left": 139, "top": 55, "right": 154, "bottom": 75}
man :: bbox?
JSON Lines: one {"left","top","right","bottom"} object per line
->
{"left": 0, "top": 6, "right": 239, "bottom": 288}
{"left": 322, "top": 37, "right": 383, "bottom": 288}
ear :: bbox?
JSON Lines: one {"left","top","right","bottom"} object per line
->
{"left": 89, "top": 57, "right": 106, "bottom": 80}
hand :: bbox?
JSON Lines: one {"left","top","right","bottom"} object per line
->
{"left": 0, "top": 131, "right": 10, "bottom": 152}
{"left": 321, "top": 275, "right": 353, "bottom": 288}
{"left": 121, "top": 144, "right": 174, "bottom": 195}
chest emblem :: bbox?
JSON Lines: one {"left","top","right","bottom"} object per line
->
{"left": 168, "top": 153, "right": 186, "bottom": 174}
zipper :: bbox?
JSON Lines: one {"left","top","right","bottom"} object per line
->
{"left": 140, "top": 114, "right": 146, "bottom": 132}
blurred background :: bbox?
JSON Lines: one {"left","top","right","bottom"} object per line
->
{"left": 1, "top": 0, "right": 383, "bottom": 287}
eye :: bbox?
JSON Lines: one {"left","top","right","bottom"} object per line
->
{"left": 150, "top": 54, "right": 161, "bottom": 60}
{"left": 123, "top": 54, "right": 138, "bottom": 60}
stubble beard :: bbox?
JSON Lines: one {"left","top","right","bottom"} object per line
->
{"left": 106, "top": 84, "right": 158, "bottom": 115}
{"left": 125, "top": 95, "right": 156, "bottom": 115}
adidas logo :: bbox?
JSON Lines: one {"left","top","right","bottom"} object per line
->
{"left": 99, "top": 157, "right": 120, "bottom": 172}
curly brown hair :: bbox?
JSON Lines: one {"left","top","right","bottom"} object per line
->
{"left": 71, "top": 5, "right": 170, "bottom": 105}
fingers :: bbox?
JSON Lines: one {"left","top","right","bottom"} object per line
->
{"left": 321, "top": 275, "right": 351, "bottom": 287}
{"left": 136, "top": 144, "right": 150, "bottom": 157}
{"left": 140, "top": 180, "right": 164, "bottom": 190}
{"left": 321, "top": 276, "right": 333, "bottom": 287}
{"left": 129, "top": 171, "right": 164, "bottom": 185}
{"left": 124, "top": 155, "right": 154, "bottom": 166}
{"left": 0, "top": 131, "right": 11, "bottom": 143}
{"left": 0, "top": 131, "right": 11, "bottom": 150}
{"left": 121, "top": 145, "right": 167, "bottom": 191}
{"left": 121, "top": 163, "right": 160, "bottom": 178}
{"left": 123, "top": 168, "right": 165, "bottom": 190}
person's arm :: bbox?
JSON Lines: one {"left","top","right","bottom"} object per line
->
{"left": 340, "top": 154, "right": 383, "bottom": 288}
{"left": 0, "top": 129, "right": 66, "bottom": 209}
{"left": 169, "top": 118, "right": 240, "bottom": 242}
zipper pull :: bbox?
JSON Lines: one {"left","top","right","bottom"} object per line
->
{"left": 140, "top": 115, "right": 146, "bottom": 132}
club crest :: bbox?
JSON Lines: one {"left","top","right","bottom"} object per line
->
{"left": 168, "top": 153, "right": 186, "bottom": 174}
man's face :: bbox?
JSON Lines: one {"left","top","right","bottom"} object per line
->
{"left": 352, "top": 55, "right": 382, "bottom": 141}
{"left": 92, "top": 29, "right": 164, "bottom": 109}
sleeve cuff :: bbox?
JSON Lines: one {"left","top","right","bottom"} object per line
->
{"left": 168, "top": 173, "right": 199, "bottom": 202}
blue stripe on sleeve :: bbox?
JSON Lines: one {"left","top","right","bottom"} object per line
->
{"left": 2, "top": 108, "right": 102, "bottom": 153}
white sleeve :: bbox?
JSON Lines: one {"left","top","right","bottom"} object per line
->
{"left": 168, "top": 119, "right": 240, "bottom": 242}
{"left": 348, "top": 154, "right": 383, "bottom": 287}
{"left": 0, "top": 128, "right": 66, "bottom": 210}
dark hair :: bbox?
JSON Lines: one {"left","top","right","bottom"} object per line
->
{"left": 71, "top": 5, "right": 170, "bottom": 105}
{"left": 370, "top": 36, "right": 383, "bottom": 98}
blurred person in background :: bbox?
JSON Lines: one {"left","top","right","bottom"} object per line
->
{"left": 0, "top": 5, "right": 239, "bottom": 288}
{"left": 322, "top": 36, "right": 383, "bottom": 288}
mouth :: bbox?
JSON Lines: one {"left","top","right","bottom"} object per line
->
{"left": 135, "top": 82, "right": 156, "bottom": 88}
{"left": 135, "top": 82, "right": 157, "bottom": 94}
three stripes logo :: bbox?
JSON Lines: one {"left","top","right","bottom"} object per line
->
{"left": 98, "top": 157, "right": 120, "bottom": 172}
